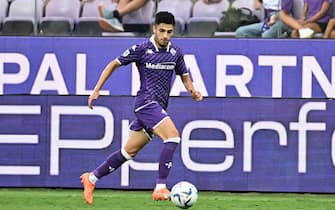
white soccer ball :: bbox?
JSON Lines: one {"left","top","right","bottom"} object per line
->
{"left": 170, "top": 181, "right": 198, "bottom": 209}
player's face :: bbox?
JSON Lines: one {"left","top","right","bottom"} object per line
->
{"left": 153, "top": 23, "right": 174, "bottom": 48}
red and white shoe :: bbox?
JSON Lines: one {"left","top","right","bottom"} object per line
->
{"left": 152, "top": 187, "right": 171, "bottom": 201}
{"left": 80, "top": 172, "right": 95, "bottom": 205}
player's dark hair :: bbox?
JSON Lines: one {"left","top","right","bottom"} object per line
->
{"left": 154, "top": 11, "right": 175, "bottom": 26}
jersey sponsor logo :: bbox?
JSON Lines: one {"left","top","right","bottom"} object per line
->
{"left": 145, "top": 62, "right": 175, "bottom": 71}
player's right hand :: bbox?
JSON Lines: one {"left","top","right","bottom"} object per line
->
{"left": 192, "top": 90, "right": 203, "bottom": 101}
{"left": 88, "top": 91, "right": 100, "bottom": 109}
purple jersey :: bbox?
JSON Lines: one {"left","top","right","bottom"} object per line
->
{"left": 281, "top": 0, "right": 293, "bottom": 14}
{"left": 304, "top": 0, "right": 333, "bottom": 23}
{"left": 117, "top": 36, "right": 188, "bottom": 110}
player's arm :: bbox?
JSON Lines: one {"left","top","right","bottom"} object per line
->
{"left": 181, "top": 74, "right": 203, "bottom": 101}
{"left": 88, "top": 59, "right": 121, "bottom": 109}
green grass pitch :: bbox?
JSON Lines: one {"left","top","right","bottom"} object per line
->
{"left": 1, "top": 188, "right": 335, "bottom": 210}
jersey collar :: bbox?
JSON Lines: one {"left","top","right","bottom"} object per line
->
{"left": 150, "top": 35, "right": 171, "bottom": 52}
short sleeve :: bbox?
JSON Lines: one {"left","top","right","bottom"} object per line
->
{"left": 175, "top": 48, "right": 188, "bottom": 76}
{"left": 116, "top": 44, "right": 142, "bottom": 66}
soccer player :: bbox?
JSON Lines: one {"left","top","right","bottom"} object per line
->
{"left": 80, "top": 11, "right": 203, "bottom": 205}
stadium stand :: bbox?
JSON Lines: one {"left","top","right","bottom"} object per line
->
{"left": 0, "top": 0, "right": 8, "bottom": 33}
{"left": 122, "top": 0, "right": 155, "bottom": 34}
{"left": 40, "top": 0, "right": 80, "bottom": 36}
{"left": 99, "top": 0, "right": 156, "bottom": 36}
{"left": 157, "top": 0, "right": 193, "bottom": 36}
{"left": 233, "top": 0, "right": 264, "bottom": 20}
{"left": 187, "top": 0, "right": 228, "bottom": 37}
{"left": 214, "top": 0, "right": 263, "bottom": 37}
{"left": 75, "top": 0, "right": 110, "bottom": 36}
{"left": 2, "top": 0, "right": 332, "bottom": 39}
{"left": 290, "top": 0, "right": 333, "bottom": 38}
{"left": 2, "top": 0, "right": 42, "bottom": 35}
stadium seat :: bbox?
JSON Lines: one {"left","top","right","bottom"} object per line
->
{"left": 75, "top": 0, "right": 111, "bottom": 36}
{"left": 2, "top": 0, "right": 42, "bottom": 35}
{"left": 40, "top": 0, "right": 80, "bottom": 36}
{"left": 187, "top": 17, "right": 220, "bottom": 37}
{"left": 186, "top": 0, "right": 228, "bottom": 37}
{"left": 157, "top": 0, "right": 193, "bottom": 36}
{"left": 122, "top": 0, "right": 155, "bottom": 34}
{"left": 0, "top": 0, "right": 8, "bottom": 32}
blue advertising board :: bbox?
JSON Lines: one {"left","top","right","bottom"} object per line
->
{"left": 1, "top": 95, "right": 335, "bottom": 193}
{"left": 0, "top": 37, "right": 335, "bottom": 98}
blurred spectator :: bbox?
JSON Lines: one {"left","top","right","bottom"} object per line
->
{"left": 235, "top": 0, "right": 283, "bottom": 38}
{"left": 97, "top": 0, "right": 149, "bottom": 32}
{"left": 279, "top": 0, "right": 333, "bottom": 38}
{"left": 324, "top": 18, "right": 335, "bottom": 38}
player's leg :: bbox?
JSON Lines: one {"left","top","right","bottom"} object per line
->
{"left": 132, "top": 102, "right": 180, "bottom": 200}
{"left": 152, "top": 117, "right": 180, "bottom": 201}
{"left": 80, "top": 129, "right": 149, "bottom": 205}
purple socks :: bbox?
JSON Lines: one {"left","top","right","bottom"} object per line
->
{"left": 93, "top": 150, "right": 127, "bottom": 179}
{"left": 157, "top": 142, "right": 178, "bottom": 184}
{"left": 91, "top": 141, "right": 178, "bottom": 184}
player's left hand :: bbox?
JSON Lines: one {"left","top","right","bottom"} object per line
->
{"left": 192, "top": 90, "right": 203, "bottom": 101}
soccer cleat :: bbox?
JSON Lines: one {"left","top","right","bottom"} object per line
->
{"left": 98, "top": 18, "right": 124, "bottom": 32}
{"left": 152, "top": 187, "right": 171, "bottom": 201}
{"left": 80, "top": 172, "right": 95, "bottom": 205}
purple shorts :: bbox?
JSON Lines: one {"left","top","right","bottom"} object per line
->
{"left": 129, "top": 101, "right": 169, "bottom": 138}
